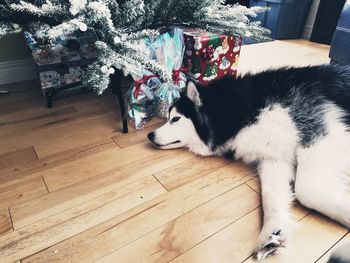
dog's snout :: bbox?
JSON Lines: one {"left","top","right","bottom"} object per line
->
{"left": 147, "top": 132, "right": 155, "bottom": 142}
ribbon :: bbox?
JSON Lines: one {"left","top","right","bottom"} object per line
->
{"left": 172, "top": 67, "right": 188, "bottom": 85}
{"left": 133, "top": 74, "right": 157, "bottom": 99}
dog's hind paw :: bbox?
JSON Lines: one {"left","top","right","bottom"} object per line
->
{"left": 255, "top": 229, "right": 285, "bottom": 261}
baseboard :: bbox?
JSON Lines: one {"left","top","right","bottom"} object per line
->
{"left": 0, "top": 59, "right": 37, "bottom": 86}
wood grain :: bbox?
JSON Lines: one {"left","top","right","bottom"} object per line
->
{"left": 112, "top": 121, "right": 163, "bottom": 148}
{"left": 155, "top": 155, "right": 232, "bottom": 191}
{"left": 0, "top": 209, "right": 12, "bottom": 236}
{"left": 11, "top": 149, "right": 193, "bottom": 229}
{"left": 21, "top": 163, "right": 254, "bottom": 263}
{"left": 237, "top": 40, "right": 330, "bottom": 76}
{"left": 41, "top": 142, "right": 177, "bottom": 192}
{"left": 243, "top": 213, "right": 349, "bottom": 263}
{"left": 0, "top": 112, "right": 120, "bottom": 157}
{"left": 171, "top": 208, "right": 262, "bottom": 263}
{"left": 172, "top": 203, "right": 311, "bottom": 263}
{"left": 0, "top": 147, "right": 37, "bottom": 174}
{"left": 96, "top": 184, "right": 260, "bottom": 263}
{"left": 0, "top": 138, "right": 117, "bottom": 185}
{"left": 0, "top": 176, "right": 48, "bottom": 210}
{"left": 1, "top": 176, "right": 166, "bottom": 263}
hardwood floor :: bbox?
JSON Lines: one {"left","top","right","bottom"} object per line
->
{"left": 0, "top": 39, "right": 348, "bottom": 263}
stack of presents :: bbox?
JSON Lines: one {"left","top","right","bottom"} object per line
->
{"left": 24, "top": 30, "right": 98, "bottom": 107}
{"left": 128, "top": 28, "right": 242, "bottom": 129}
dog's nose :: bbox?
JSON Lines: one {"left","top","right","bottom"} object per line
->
{"left": 147, "top": 132, "right": 155, "bottom": 142}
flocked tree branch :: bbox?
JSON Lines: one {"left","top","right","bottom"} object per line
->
{"left": 0, "top": 0, "right": 270, "bottom": 93}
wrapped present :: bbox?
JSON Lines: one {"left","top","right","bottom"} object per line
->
{"left": 151, "top": 28, "right": 187, "bottom": 118}
{"left": 39, "top": 66, "right": 84, "bottom": 89}
{"left": 127, "top": 73, "right": 161, "bottom": 130}
{"left": 39, "top": 70, "right": 60, "bottom": 89}
{"left": 127, "top": 28, "right": 187, "bottom": 127}
{"left": 182, "top": 29, "right": 242, "bottom": 85}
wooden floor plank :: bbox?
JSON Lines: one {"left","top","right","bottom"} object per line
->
{"left": 155, "top": 155, "right": 234, "bottom": 191}
{"left": 171, "top": 202, "right": 311, "bottom": 263}
{"left": 0, "top": 147, "right": 37, "bottom": 173}
{"left": 171, "top": 208, "right": 262, "bottom": 263}
{"left": 316, "top": 232, "right": 350, "bottom": 263}
{"left": 0, "top": 209, "right": 12, "bottom": 236}
{"left": 34, "top": 112, "right": 121, "bottom": 158}
{"left": 0, "top": 106, "right": 78, "bottom": 129}
{"left": 112, "top": 121, "right": 163, "bottom": 148}
{"left": 20, "top": 163, "right": 254, "bottom": 263}
{"left": 0, "top": 138, "right": 117, "bottom": 185}
{"left": 243, "top": 213, "right": 348, "bottom": 263}
{"left": 0, "top": 112, "right": 120, "bottom": 157}
{"left": 41, "top": 142, "right": 169, "bottom": 192}
{"left": 95, "top": 184, "right": 260, "bottom": 263}
{"left": 1, "top": 176, "right": 166, "bottom": 263}
{"left": 245, "top": 177, "right": 260, "bottom": 193}
{"left": 10, "top": 149, "right": 193, "bottom": 230}
{"left": 237, "top": 40, "right": 330, "bottom": 76}
{"left": 0, "top": 177, "right": 48, "bottom": 210}
{"left": 0, "top": 90, "right": 115, "bottom": 132}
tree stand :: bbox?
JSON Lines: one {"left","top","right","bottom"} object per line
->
{"left": 110, "top": 69, "right": 128, "bottom": 133}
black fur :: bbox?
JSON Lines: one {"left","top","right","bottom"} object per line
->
{"left": 174, "top": 64, "right": 350, "bottom": 149}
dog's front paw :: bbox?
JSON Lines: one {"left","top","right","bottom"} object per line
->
{"left": 255, "top": 229, "right": 286, "bottom": 261}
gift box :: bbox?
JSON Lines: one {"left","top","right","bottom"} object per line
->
{"left": 182, "top": 29, "right": 242, "bottom": 85}
{"left": 24, "top": 30, "right": 98, "bottom": 107}
{"left": 39, "top": 66, "right": 83, "bottom": 89}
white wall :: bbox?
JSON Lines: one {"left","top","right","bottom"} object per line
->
{"left": 302, "top": 0, "right": 320, "bottom": 39}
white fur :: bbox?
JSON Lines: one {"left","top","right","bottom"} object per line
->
{"left": 225, "top": 104, "right": 299, "bottom": 257}
{"left": 295, "top": 104, "right": 350, "bottom": 228}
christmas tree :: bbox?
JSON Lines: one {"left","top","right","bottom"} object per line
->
{"left": 0, "top": 0, "right": 270, "bottom": 94}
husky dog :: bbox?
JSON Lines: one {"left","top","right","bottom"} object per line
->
{"left": 148, "top": 65, "right": 350, "bottom": 260}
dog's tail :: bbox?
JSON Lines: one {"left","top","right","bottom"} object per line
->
{"left": 328, "top": 243, "right": 350, "bottom": 263}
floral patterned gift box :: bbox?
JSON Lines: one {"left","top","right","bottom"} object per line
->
{"left": 182, "top": 29, "right": 242, "bottom": 85}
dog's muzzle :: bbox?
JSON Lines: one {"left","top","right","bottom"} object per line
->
{"left": 147, "top": 132, "right": 160, "bottom": 147}
{"left": 147, "top": 131, "right": 181, "bottom": 148}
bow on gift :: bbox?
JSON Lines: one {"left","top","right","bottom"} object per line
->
{"left": 133, "top": 74, "right": 157, "bottom": 99}
{"left": 172, "top": 67, "right": 188, "bottom": 85}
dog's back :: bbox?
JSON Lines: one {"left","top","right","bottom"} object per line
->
{"left": 199, "top": 64, "right": 350, "bottom": 147}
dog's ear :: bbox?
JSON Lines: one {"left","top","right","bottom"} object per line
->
{"left": 186, "top": 81, "right": 201, "bottom": 106}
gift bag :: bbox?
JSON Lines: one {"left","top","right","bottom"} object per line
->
{"left": 127, "top": 28, "right": 187, "bottom": 128}
{"left": 182, "top": 29, "right": 242, "bottom": 85}
{"left": 151, "top": 28, "right": 187, "bottom": 118}
{"left": 127, "top": 73, "right": 161, "bottom": 129}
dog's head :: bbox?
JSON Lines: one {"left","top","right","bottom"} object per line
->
{"left": 148, "top": 81, "right": 207, "bottom": 151}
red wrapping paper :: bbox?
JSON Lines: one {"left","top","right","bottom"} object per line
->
{"left": 182, "top": 29, "right": 242, "bottom": 85}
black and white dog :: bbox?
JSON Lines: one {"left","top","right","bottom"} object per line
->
{"left": 148, "top": 65, "right": 350, "bottom": 260}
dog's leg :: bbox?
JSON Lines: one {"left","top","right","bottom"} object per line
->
{"left": 255, "top": 159, "right": 295, "bottom": 261}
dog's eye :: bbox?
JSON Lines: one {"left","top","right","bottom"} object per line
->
{"left": 171, "top": 116, "right": 181, "bottom": 123}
